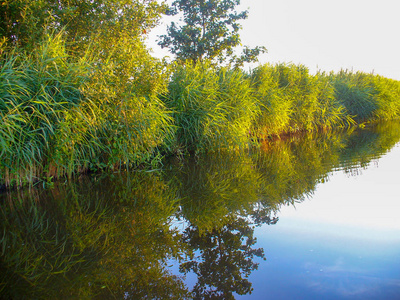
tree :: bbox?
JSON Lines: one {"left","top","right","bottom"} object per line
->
{"left": 179, "top": 217, "right": 265, "bottom": 299}
{"left": 0, "top": 0, "right": 49, "bottom": 49}
{"left": 158, "top": 0, "right": 266, "bottom": 66}
{"left": 0, "top": 0, "right": 167, "bottom": 52}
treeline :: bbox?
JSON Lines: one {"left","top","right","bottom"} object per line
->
{"left": 1, "top": 2, "right": 400, "bottom": 188}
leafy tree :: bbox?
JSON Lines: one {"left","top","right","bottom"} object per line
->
{"left": 179, "top": 218, "right": 265, "bottom": 299}
{"left": 158, "top": 0, "right": 266, "bottom": 66}
{"left": 0, "top": 0, "right": 167, "bottom": 52}
{"left": 0, "top": 0, "right": 49, "bottom": 49}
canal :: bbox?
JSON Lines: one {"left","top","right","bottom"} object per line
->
{"left": 1, "top": 121, "right": 400, "bottom": 299}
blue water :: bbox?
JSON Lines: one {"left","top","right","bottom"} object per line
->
{"left": 238, "top": 145, "right": 400, "bottom": 299}
{"left": 2, "top": 124, "right": 400, "bottom": 299}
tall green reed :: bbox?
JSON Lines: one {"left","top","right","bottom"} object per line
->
{"left": 163, "top": 61, "right": 259, "bottom": 153}
{"left": 0, "top": 34, "right": 89, "bottom": 186}
{"left": 251, "top": 63, "right": 354, "bottom": 137}
{"left": 331, "top": 70, "right": 400, "bottom": 122}
{"left": 2, "top": 34, "right": 400, "bottom": 189}
{"left": 0, "top": 32, "right": 172, "bottom": 188}
{"left": 52, "top": 31, "right": 172, "bottom": 176}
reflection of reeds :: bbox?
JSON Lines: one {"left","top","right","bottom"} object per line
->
{"left": 1, "top": 194, "right": 80, "bottom": 290}
{"left": 2, "top": 122, "right": 400, "bottom": 298}
{"left": 0, "top": 171, "right": 186, "bottom": 298}
{"left": 166, "top": 150, "right": 264, "bottom": 232}
{"left": 170, "top": 121, "right": 400, "bottom": 233}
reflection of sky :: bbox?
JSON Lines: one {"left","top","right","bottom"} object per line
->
{"left": 279, "top": 144, "right": 400, "bottom": 232}
{"left": 239, "top": 144, "right": 400, "bottom": 299}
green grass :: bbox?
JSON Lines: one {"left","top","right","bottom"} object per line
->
{"left": 0, "top": 33, "right": 171, "bottom": 188}
{"left": 162, "top": 61, "right": 259, "bottom": 153}
{"left": 331, "top": 69, "right": 400, "bottom": 122}
{"left": 2, "top": 38, "right": 400, "bottom": 188}
{"left": 250, "top": 63, "right": 355, "bottom": 136}
{"left": 0, "top": 34, "right": 89, "bottom": 186}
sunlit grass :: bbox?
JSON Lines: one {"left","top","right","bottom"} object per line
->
{"left": 162, "top": 61, "right": 259, "bottom": 153}
{"left": 2, "top": 39, "right": 400, "bottom": 188}
{"left": 331, "top": 69, "right": 400, "bottom": 122}
{"left": 0, "top": 34, "right": 89, "bottom": 186}
{"left": 250, "top": 63, "right": 355, "bottom": 136}
{"left": 0, "top": 33, "right": 171, "bottom": 188}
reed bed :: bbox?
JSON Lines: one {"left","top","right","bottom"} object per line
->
{"left": 250, "top": 63, "right": 354, "bottom": 136}
{"left": 162, "top": 61, "right": 259, "bottom": 153}
{"left": 330, "top": 70, "right": 400, "bottom": 122}
{"left": 0, "top": 34, "right": 171, "bottom": 188}
{"left": 0, "top": 36, "right": 89, "bottom": 186}
{"left": 2, "top": 39, "right": 400, "bottom": 188}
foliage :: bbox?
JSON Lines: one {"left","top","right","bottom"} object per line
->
{"left": 158, "top": 0, "right": 266, "bottom": 66}
{"left": 331, "top": 70, "right": 400, "bottom": 122}
{"left": 0, "top": 34, "right": 90, "bottom": 185}
{"left": 250, "top": 63, "right": 354, "bottom": 136}
{"left": 0, "top": 0, "right": 167, "bottom": 52}
{"left": 0, "top": 0, "right": 49, "bottom": 50}
{"left": 0, "top": 32, "right": 171, "bottom": 188}
{"left": 2, "top": 0, "right": 400, "bottom": 188}
{"left": 163, "top": 60, "right": 259, "bottom": 153}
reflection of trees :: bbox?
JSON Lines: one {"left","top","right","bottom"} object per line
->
{"left": 2, "top": 121, "right": 400, "bottom": 298}
{"left": 165, "top": 151, "right": 279, "bottom": 233}
{"left": 0, "top": 172, "right": 190, "bottom": 299}
{"left": 165, "top": 151, "right": 279, "bottom": 298}
{"left": 180, "top": 217, "right": 265, "bottom": 299}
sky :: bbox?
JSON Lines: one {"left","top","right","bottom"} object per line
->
{"left": 147, "top": 0, "right": 400, "bottom": 80}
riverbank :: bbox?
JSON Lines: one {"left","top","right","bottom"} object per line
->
{"left": 1, "top": 38, "right": 400, "bottom": 189}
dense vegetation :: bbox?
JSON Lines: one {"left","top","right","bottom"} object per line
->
{"left": 1, "top": 1, "right": 400, "bottom": 188}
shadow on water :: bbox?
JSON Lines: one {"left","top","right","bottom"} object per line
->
{"left": 1, "top": 121, "right": 400, "bottom": 299}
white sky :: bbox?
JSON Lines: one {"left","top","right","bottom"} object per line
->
{"left": 147, "top": 0, "right": 400, "bottom": 80}
{"left": 278, "top": 143, "right": 400, "bottom": 233}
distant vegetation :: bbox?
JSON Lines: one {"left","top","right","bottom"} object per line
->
{"left": 1, "top": 0, "right": 400, "bottom": 188}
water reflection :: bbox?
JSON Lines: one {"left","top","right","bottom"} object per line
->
{"left": 1, "top": 121, "right": 400, "bottom": 299}
{"left": 179, "top": 217, "right": 265, "bottom": 299}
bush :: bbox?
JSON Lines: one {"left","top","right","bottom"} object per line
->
{"left": 163, "top": 61, "right": 259, "bottom": 153}
{"left": 251, "top": 63, "right": 352, "bottom": 136}
{"left": 0, "top": 33, "right": 172, "bottom": 187}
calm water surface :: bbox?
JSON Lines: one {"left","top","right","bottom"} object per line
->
{"left": 241, "top": 144, "right": 400, "bottom": 300}
{"left": 1, "top": 122, "right": 400, "bottom": 299}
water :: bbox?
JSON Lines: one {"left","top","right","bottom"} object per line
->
{"left": 243, "top": 145, "right": 400, "bottom": 299}
{"left": 1, "top": 122, "right": 400, "bottom": 299}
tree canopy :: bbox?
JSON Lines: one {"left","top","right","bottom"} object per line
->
{"left": 0, "top": 0, "right": 167, "bottom": 52}
{"left": 158, "top": 0, "right": 266, "bottom": 66}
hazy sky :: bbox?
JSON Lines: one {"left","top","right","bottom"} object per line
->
{"left": 147, "top": 0, "right": 400, "bottom": 80}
